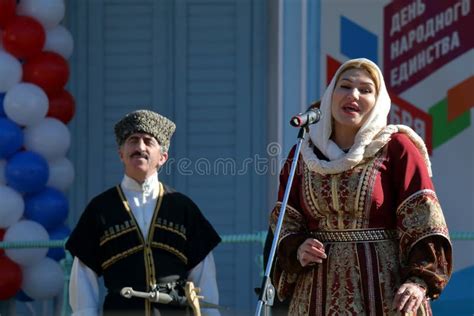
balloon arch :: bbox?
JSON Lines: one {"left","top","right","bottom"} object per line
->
{"left": 0, "top": 0, "right": 75, "bottom": 303}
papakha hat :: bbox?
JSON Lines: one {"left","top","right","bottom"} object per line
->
{"left": 114, "top": 109, "right": 176, "bottom": 149}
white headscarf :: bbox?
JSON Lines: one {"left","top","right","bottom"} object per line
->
{"left": 301, "top": 58, "right": 432, "bottom": 176}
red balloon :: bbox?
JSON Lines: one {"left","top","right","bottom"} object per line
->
{"left": 0, "top": 229, "right": 5, "bottom": 256}
{"left": 2, "top": 16, "right": 45, "bottom": 59}
{"left": 0, "top": 256, "right": 22, "bottom": 300}
{"left": 23, "top": 51, "right": 69, "bottom": 94}
{"left": 0, "top": 0, "right": 16, "bottom": 28}
{"left": 47, "top": 89, "right": 76, "bottom": 124}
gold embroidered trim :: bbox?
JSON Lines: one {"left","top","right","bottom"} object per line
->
{"left": 99, "top": 226, "right": 137, "bottom": 246}
{"left": 310, "top": 228, "right": 398, "bottom": 243}
{"left": 396, "top": 189, "right": 437, "bottom": 214}
{"left": 116, "top": 183, "right": 165, "bottom": 295}
{"left": 304, "top": 165, "right": 324, "bottom": 217}
{"left": 361, "top": 154, "right": 385, "bottom": 228}
{"left": 354, "top": 164, "right": 369, "bottom": 221}
{"left": 330, "top": 175, "right": 344, "bottom": 230}
{"left": 147, "top": 182, "right": 165, "bottom": 241}
{"left": 116, "top": 186, "right": 145, "bottom": 242}
{"left": 151, "top": 241, "right": 188, "bottom": 265}
{"left": 101, "top": 245, "right": 144, "bottom": 270}
{"left": 271, "top": 202, "right": 304, "bottom": 242}
{"left": 116, "top": 187, "right": 132, "bottom": 214}
{"left": 145, "top": 181, "right": 164, "bottom": 289}
{"left": 274, "top": 201, "right": 302, "bottom": 217}
{"left": 154, "top": 224, "right": 187, "bottom": 240}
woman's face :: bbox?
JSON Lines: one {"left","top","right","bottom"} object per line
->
{"left": 331, "top": 68, "right": 377, "bottom": 133}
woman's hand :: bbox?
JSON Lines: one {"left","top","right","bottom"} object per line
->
{"left": 392, "top": 282, "right": 426, "bottom": 313}
{"left": 296, "top": 238, "right": 326, "bottom": 267}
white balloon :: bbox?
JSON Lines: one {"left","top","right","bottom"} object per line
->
{"left": 44, "top": 25, "right": 74, "bottom": 59}
{"left": 17, "top": 0, "right": 65, "bottom": 29}
{"left": 21, "top": 257, "right": 63, "bottom": 299}
{"left": 0, "top": 51, "right": 22, "bottom": 93}
{"left": 0, "top": 185, "right": 24, "bottom": 228}
{"left": 4, "top": 83, "right": 49, "bottom": 126}
{"left": 47, "top": 157, "right": 75, "bottom": 191}
{"left": 0, "top": 160, "right": 6, "bottom": 184}
{"left": 24, "top": 118, "right": 71, "bottom": 161}
{"left": 4, "top": 220, "right": 49, "bottom": 266}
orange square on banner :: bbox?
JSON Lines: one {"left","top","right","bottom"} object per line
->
{"left": 447, "top": 76, "right": 474, "bottom": 121}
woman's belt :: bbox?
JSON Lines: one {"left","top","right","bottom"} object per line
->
{"left": 310, "top": 228, "right": 398, "bottom": 243}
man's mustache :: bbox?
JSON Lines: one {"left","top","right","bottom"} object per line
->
{"left": 130, "top": 151, "right": 149, "bottom": 159}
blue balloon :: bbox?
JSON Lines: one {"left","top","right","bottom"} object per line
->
{"left": 16, "top": 290, "right": 34, "bottom": 302}
{"left": 5, "top": 151, "right": 49, "bottom": 193}
{"left": 0, "top": 118, "right": 23, "bottom": 159}
{"left": 0, "top": 93, "right": 6, "bottom": 117}
{"left": 24, "top": 187, "right": 69, "bottom": 230}
{"left": 47, "top": 224, "right": 71, "bottom": 261}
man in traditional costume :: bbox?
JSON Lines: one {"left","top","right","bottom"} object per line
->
{"left": 66, "top": 109, "right": 221, "bottom": 316}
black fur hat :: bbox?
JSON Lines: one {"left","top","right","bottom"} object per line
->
{"left": 114, "top": 109, "right": 176, "bottom": 149}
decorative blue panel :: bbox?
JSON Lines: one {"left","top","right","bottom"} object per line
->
{"left": 172, "top": 0, "right": 267, "bottom": 312}
{"left": 340, "top": 15, "right": 378, "bottom": 63}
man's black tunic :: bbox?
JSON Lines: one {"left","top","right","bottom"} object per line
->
{"left": 66, "top": 183, "right": 221, "bottom": 315}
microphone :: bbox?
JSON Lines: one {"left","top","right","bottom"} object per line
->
{"left": 290, "top": 108, "right": 321, "bottom": 127}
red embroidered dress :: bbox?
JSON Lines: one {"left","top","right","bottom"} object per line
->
{"left": 270, "top": 133, "right": 452, "bottom": 316}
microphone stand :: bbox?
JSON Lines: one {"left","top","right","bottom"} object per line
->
{"left": 255, "top": 126, "right": 308, "bottom": 316}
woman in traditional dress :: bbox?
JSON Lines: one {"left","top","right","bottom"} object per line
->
{"left": 270, "top": 58, "right": 452, "bottom": 315}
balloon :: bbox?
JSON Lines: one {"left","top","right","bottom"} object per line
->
{"left": 22, "top": 51, "right": 69, "bottom": 94}
{"left": 0, "top": 51, "right": 22, "bottom": 92}
{"left": 0, "top": 256, "right": 22, "bottom": 300}
{"left": 0, "top": 159, "right": 6, "bottom": 184}
{"left": 4, "top": 83, "right": 48, "bottom": 126}
{"left": 0, "top": 118, "right": 23, "bottom": 159}
{"left": 0, "top": 185, "right": 24, "bottom": 229}
{"left": 0, "top": 0, "right": 16, "bottom": 28}
{"left": 24, "top": 187, "right": 68, "bottom": 230}
{"left": 21, "top": 257, "right": 63, "bottom": 300}
{"left": 15, "top": 289, "right": 33, "bottom": 302}
{"left": 2, "top": 15, "right": 45, "bottom": 59}
{"left": 44, "top": 25, "right": 74, "bottom": 59}
{"left": 0, "top": 93, "right": 6, "bottom": 116}
{"left": 23, "top": 118, "right": 71, "bottom": 161}
{"left": 0, "top": 229, "right": 5, "bottom": 255}
{"left": 46, "top": 224, "right": 70, "bottom": 261}
{"left": 5, "top": 151, "right": 49, "bottom": 193}
{"left": 17, "top": 0, "right": 65, "bottom": 30}
{"left": 47, "top": 89, "right": 75, "bottom": 124}
{"left": 4, "top": 220, "right": 49, "bottom": 266}
{"left": 47, "top": 157, "right": 75, "bottom": 191}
